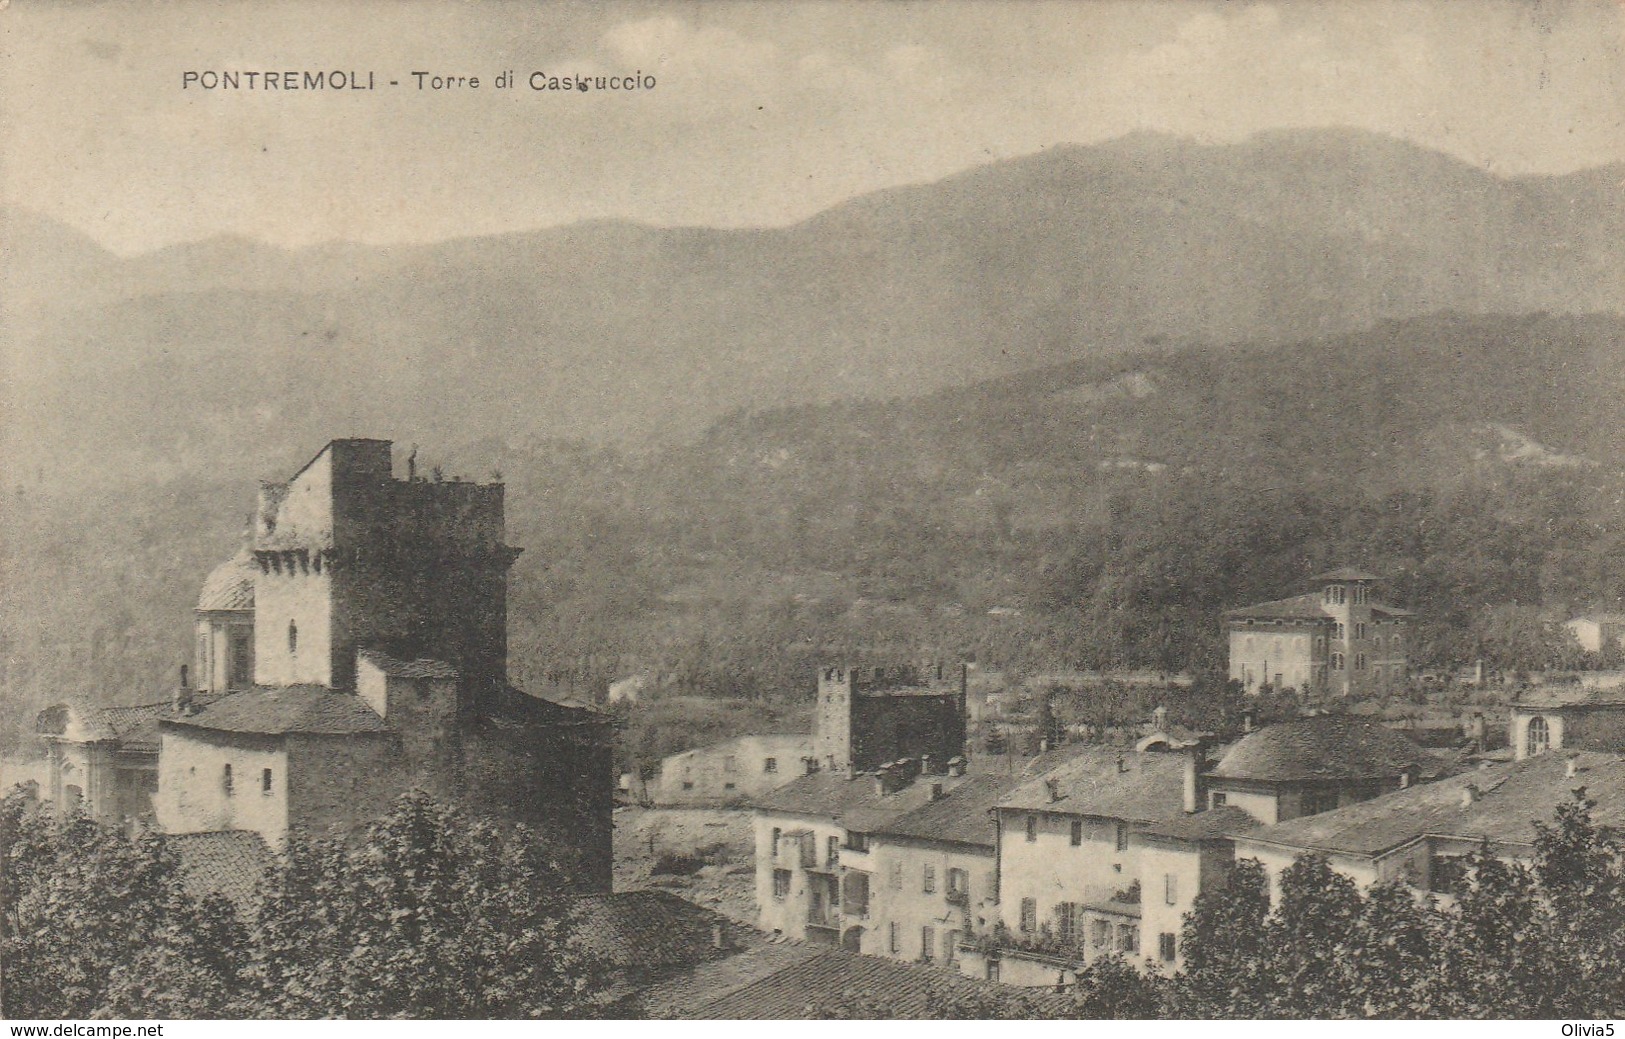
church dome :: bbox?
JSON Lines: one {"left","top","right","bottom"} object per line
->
{"left": 197, "top": 549, "right": 256, "bottom": 612}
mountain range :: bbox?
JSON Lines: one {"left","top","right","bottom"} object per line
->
{"left": 4, "top": 127, "right": 1621, "bottom": 493}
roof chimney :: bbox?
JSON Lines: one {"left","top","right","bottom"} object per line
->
{"left": 931, "top": 782, "right": 945, "bottom": 802}
{"left": 947, "top": 756, "right": 967, "bottom": 777}
{"left": 1182, "top": 745, "right": 1200, "bottom": 814}
{"left": 711, "top": 921, "right": 728, "bottom": 951}
{"left": 922, "top": 754, "right": 935, "bottom": 776}
{"left": 1566, "top": 756, "right": 1579, "bottom": 779}
{"left": 1045, "top": 778, "right": 1062, "bottom": 803}
{"left": 1152, "top": 705, "right": 1168, "bottom": 731}
{"left": 174, "top": 665, "right": 194, "bottom": 714}
{"left": 1242, "top": 710, "right": 1256, "bottom": 734}
{"left": 1460, "top": 783, "right": 1481, "bottom": 808}
{"left": 1117, "top": 755, "right": 1129, "bottom": 774}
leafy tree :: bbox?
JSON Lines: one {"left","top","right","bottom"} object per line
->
{"left": 1, "top": 792, "right": 246, "bottom": 1018}
{"left": 1174, "top": 856, "right": 1273, "bottom": 1017}
{"left": 248, "top": 791, "right": 606, "bottom": 1019}
{"left": 1068, "top": 953, "right": 1167, "bottom": 1018}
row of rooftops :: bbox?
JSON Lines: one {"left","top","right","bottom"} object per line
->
{"left": 761, "top": 709, "right": 1625, "bottom": 867}
{"left": 755, "top": 715, "right": 1457, "bottom": 849}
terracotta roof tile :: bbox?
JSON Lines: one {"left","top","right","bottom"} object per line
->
{"left": 1224, "top": 593, "right": 1332, "bottom": 621}
{"left": 165, "top": 830, "right": 274, "bottom": 915}
{"left": 686, "top": 949, "right": 1072, "bottom": 1019}
{"left": 196, "top": 549, "right": 256, "bottom": 612}
{"left": 163, "top": 687, "right": 388, "bottom": 736}
{"left": 357, "top": 648, "right": 459, "bottom": 680}
{"left": 568, "top": 890, "right": 732, "bottom": 972}
{"left": 998, "top": 747, "right": 1188, "bottom": 821}
{"left": 1238, "top": 751, "right": 1625, "bottom": 857}
{"left": 1208, "top": 716, "right": 1444, "bottom": 784}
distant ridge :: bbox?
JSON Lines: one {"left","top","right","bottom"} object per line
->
{"left": 4, "top": 127, "right": 1621, "bottom": 491}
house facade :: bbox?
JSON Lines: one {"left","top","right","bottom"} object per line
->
{"left": 655, "top": 734, "right": 815, "bottom": 806}
{"left": 1509, "top": 687, "right": 1625, "bottom": 761}
{"left": 1202, "top": 715, "right": 1444, "bottom": 824}
{"left": 1225, "top": 568, "right": 1410, "bottom": 697}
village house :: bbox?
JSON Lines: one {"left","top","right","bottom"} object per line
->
{"left": 38, "top": 439, "right": 616, "bottom": 889}
{"left": 1564, "top": 614, "right": 1625, "bottom": 655}
{"left": 1509, "top": 685, "right": 1625, "bottom": 761}
{"left": 654, "top": 733, "right": 815, "bottom": 806}
{"left": 1225, "top": 568, "right": 1411, "bottom": 697}
{"left": 1229, "top": 750, "right": 1625, "bottom": 900}
{"left": 1201, "top": 714, "right": 1445, "bottom": 824}
{"left": 959, "top": 746, "right": 1199, "bottom": 985}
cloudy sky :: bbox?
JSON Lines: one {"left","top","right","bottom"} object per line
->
{"left": 3, "top": 0, "right": 1621, "bottom": 253}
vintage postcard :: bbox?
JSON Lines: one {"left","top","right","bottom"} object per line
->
{"left": 3, "top": 0, "right": 1624, "bottom": 1024}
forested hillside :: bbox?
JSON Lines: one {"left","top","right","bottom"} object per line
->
{"left": 6, "top": 312, "right": 1624, "bottom": 753}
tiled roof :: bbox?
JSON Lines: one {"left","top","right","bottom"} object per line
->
{"left": 357, "top": 648, "right": 459, "bottom": 680}
{"left": 1513, "top": 685, "right": 1625, "bottom": 709}
{"left": 164, "top": 830, "right": 274, "bottom": 915}
{"left": 1208, "top": 716, "right": 1444, "bottom": 784}
{"left": 1224, "top": 594, "right": 1331, "bottom": 621}
{"left": 1139, "top": 804, "right": 1262, "bottom": 842}
{"left": 1238, "top": 751, "right": 1625, "bottom": 858}
{"left": 872, "top": 773, "right": 1028, "bottom": 848}
{"left": 756, "top": 772, "right": 945, "bottom": 831}
{"left": 37, "top": 696, "right": 224, "bottom": 751}
{"left": 997, "top": 747, "right": 1188, "bottom": 820}
{"left": 686, "top": 949, "right": 1072, "bottom": 1019}
{"left": 196, "top": 549, "right": 256, "bottom": 612}
{"left": 493, "top": 685, "right": 609, "bottom": 726}
{"left": 568, "top": 890, "right": 732, "bottom": 972}
{"left": 163, "top": 687, "right": 388, "bottom": 736}
{"left": 631, "top": 938, "right": 824, "bottom": 1018}
{"left": 1310, "top": 567, "right": 1384, "bottom": 582}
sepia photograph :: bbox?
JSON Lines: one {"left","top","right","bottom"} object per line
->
{"left": 2, "top": 0, "right": 1624, "bottom": 1023}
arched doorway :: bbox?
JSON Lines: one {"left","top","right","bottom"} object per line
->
{"left": 1527, "top": 715, "right": 1550, "bottom": 758}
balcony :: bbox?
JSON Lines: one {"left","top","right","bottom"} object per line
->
{"left": 945, "top": 888, "right": 970, "bottom": 908}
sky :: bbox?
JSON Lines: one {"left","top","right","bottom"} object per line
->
{"left": 2, "top": 0, "right": 1622, "bottom": 254}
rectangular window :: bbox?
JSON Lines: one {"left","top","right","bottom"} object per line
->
{"left": 1115, "top": 821, "right": 1129, "bottom": 852}
{"left": 1057, "top": 902, "right": 1078, "bottom": 942}
{"left": 1070, "top": 819, "right": 1083, "bottom": 846}
{"left": 262, "top": 768, "right": 273, "bottom": 795}
{"left": 827, "top": 836, "right": 839, "bottom": 867}
{"left": 890, "top": 860, "right": 903, "bottom": 890}
{"left": 846, "top": 832, "right": 870, "bottom": 852}
{"left": 921, "top": 925, "right": 935, "bottom": 962}
{"left": 1211, "top": 792, "right": 1227, "bottom": 807}
{"left": 946, "top": 867, "right": 968, "bottom": 897}
{"left": 772, "top": 827, "right": 781, "bottom": 857}
{"left": 1159, "top": 932, "right": 1177, "bottom": 962}
{"left": 923, "top": 864, "right": 936, "bottom": 893}
{"left": 1164, "top": 873, "right": 1178, "bottom": 905}
{"left": 724, "top": 755, "right": 737, "bottom": 773}
{"left": 1026, "top": 814, "right": 1038, "bottom": 843}
{"left": 1117, "top": 924, "right": 1140, "bottom": 955}
{"left": 764, "top": 757, "right": 778, "bottom": 773}
{"left": 985, "top": 959, "right": 1000, "bottom": 983}
{"left": 222, "top": 763, "right": 233, "bottom": 796}
{"left": 946, "top": 930, "right": 960, "bottom": 962}
{"left": 773, "top": 869, "right": 791, "bottom": 899}
{"left": 1019, "top": 897, "right": 1037, "bottom": 934}
{"left": 1356, "top": 653, "right": 1367, "bottom": 671}
{"left": 1091, "top": 919, "right": 1111, "bottom": 949}
{"left": 889, "top": 921, "right": 900, "bottom": 954}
